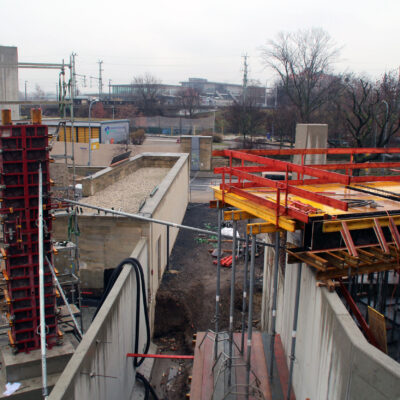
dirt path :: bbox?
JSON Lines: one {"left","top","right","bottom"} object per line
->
{"left": 152, "top": 203, "right": 264, "bottom": 399}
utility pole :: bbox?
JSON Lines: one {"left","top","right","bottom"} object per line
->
{"left": 71, "top": 53, "right": 77, "bottom": 97}
{"left": 108, "top": 79, "right": 112, "bottom": 100}
{"left": 24, "top": 81, "right": 27, "bottom": 100}
{"left": 242, "top": 54, "right": 248, "bottom": 103}
{"left": 98, "top": 60, "right": 103, "bottom": 99}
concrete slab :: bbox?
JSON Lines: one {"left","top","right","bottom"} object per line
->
{"left": 0, "top": 339, "right": 74, "bottom": 382}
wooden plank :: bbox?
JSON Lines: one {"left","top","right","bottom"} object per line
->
{"left": 190, "top": 332, "right": 206, "bottom": 400}
{"left": 368, "top": 306, "right": 388, "bottom": 354}
{"left": 316, "top": 261, "right": 399, "bottom": 280}
{"left": 201, "top": 333, "right": 214, "bottom": 400}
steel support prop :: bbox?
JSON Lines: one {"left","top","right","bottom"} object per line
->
{"left": 228, "top": 219, "right": 238, "bottom": 386}
{"left": 245, "top": 230, "right": 256, "bottom": 399}
{"left": 166, "top": 225, "right": 170, "bottom": 271}
{"left": 38, "top": 164, "right": 48, "bottom": 398}
{"left": 214, "top": 207, "right": 223, "bottom": 360}
{"left": 269, "top": 230, "right": 280, "bottom": 379}
{"left": 240, "top": 223, "right": 250, "bottom": 353}
{"left": 287, "top": 262, "right": 302, "bottom": 400}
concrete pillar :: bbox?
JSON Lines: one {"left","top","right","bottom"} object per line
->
{"left": 293, "top": 123, "right": 328, "bottom": 165}
{"left": 0, "top": 46, "right": 20, "bottom": 120}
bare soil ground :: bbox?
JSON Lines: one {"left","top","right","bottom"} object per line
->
{"left": 152, "top": 203, "right": 264, "bottom": 399}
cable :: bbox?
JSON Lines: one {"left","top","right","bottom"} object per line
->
{"left": 91, "top": 258, "right": 157, "bottom": 397}
{"left": 136, "top": 372, "right": 159, "bottom": 400}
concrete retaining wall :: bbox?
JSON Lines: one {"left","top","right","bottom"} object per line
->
{"left": 261, "top": 239, "right": 400, "bottom": 400}
{"left": 49, "top": 239, "right": 149, "bottom": 400}
{"left": 81, "top": 153, "right": 182, "bottom": 196}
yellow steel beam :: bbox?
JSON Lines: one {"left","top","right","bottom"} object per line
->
{"left": 224, "top": 210, "right": 255, "bottom": 221}
{"left": 323, "top": 215, "right": 400, "bottom": 233}
{"left": 213, "top": 187, "right": 296, "bottom": 232}
{"left": 246, "top": 222, "right": 280, "bottom": 235}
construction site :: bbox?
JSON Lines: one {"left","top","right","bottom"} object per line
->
{"left": 0, "top": 46, "right": 399, "bottom": 400}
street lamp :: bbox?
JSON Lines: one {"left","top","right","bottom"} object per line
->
{"left": 88, "top": 99, "right": 99, "bottom": 166}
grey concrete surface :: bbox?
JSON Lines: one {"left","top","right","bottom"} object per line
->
{"left": 261, "top": 234, "right": 400, "bottom": 400}
{"left": 49, "top": 240, "right": 149, "bottom": 399}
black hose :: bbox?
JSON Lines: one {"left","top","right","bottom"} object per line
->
{"left": 136, "top": 372, "right": 159, "bottom": 400}
{"left": 92, "top": 257, "right": 150, "bottom": 367}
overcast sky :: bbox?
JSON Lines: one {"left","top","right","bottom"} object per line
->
{"left": 2, "top": 0, "right": 400, "bottom": 93}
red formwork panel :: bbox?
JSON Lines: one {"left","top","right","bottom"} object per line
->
{"left": 0, "top": 124, "right": 58, "bottom": 352}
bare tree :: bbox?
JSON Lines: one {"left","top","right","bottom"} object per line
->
{"left": 262, "top": 28, "right": 341, "bottom": 122}
{"left": 178, "top": 88, "right": 200, "bottom": 118}
{"left": 224, "top": 96, "right": 267, "bottom": 147}
{"left": 33, "top": 84, "right": 46, "bottom": 100}
{"left": 132, "top": 73, "right": 162, "bottom": 115}
{"left": 342, "top": 72, "right": 400, "bottom": 160}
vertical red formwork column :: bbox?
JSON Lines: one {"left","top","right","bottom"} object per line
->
{"left": 0, "top": 122, "right": 58, "bottom": 353}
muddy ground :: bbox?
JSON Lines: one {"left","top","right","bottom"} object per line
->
{"left": 151, "top": 203, "right": 264, "bottom": 399}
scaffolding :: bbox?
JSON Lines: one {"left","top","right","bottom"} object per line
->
{"left": 209, "top": 147, "right": 400, "bottom": 398}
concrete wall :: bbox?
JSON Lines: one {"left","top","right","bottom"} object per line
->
{"left": 140, "top": 153, "right": 190, "bottom": 326}
{"left": 81, "top": 153, "right": 182, "bottom": 196}
{"left": 180, "top": 135, "right": 212, "bottom": 171}
{"left": 49, "top": 239, "right": 149, "bottom": 400}
{"left": 261, "top": 235, "right": 400, "bottom": 400}
{"left": 0, "top": 46, "right": 19, "bottom": 120}
{"left": 53, "top": 216, "right": 148, "bottom": 293}
{"left": 53, "top": 153, "right": 189, "bottom": 331}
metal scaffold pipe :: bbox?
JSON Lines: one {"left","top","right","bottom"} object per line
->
{"left": 245, "top": 230, "right": 257, "bottom": 399}
{"left": 269, "top": 230, "right": 280, "bottom": 378}
{"left": 287, "top": 262, "right": 302, "bottom": 400}
{"left": 38, "top": 164, "right": 48, "bottom": 398}
{"left": 214, "top": 206, "right": 223, "bottom": 360}
{"left": 57, "top": 198, "right": 273, "bottom": 247}
{"left": 240, "top": 223, "right": 250, "bottom": 354}
{"left": 228, "top": 219, "right": 238, "bottom": 386}
{"left": 45, "top": 256, "right": 83, "bottom": 338}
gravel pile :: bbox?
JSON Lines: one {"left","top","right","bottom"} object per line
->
{"left": 82, "top": 167, "right": 169, "bottom": 214}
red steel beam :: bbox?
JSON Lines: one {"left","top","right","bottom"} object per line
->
{"left": 220, "top": 150, "right": 351, "bottom": 184}
{"left": 218, "top": 167, "right": 348, "bottom": 211}
{"left": 213, "top": 147, "right": 400, "bottom": 157}
{"left": 228, "top": 186, "right": 310, "bottom": 222}
{"left": 350, "top": 175, "right": 400, "bottom": 183}
{"left": 309, "top": 162, "right": 400, "bottom": 171}
{"left": 127, "top": 353, "right": 194, "bottom": 359}
{"left": 338, "top": 281, "right": 380, "bottom": 350}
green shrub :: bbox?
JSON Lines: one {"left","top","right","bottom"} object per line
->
{"left": 130, "top": 129, "right": 145, "bottom": 145}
